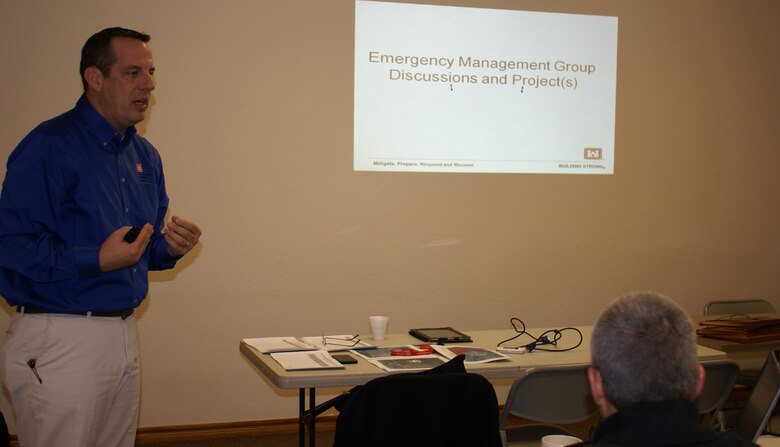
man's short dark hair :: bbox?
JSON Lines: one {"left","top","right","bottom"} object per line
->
{"left": 80, "top": 27, "right": 151, "bottom": 92}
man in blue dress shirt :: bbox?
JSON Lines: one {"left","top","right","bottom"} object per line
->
{"left": 0, "top": 27, "right": 201, "bottom": 447}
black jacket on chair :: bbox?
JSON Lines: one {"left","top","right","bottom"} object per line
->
{"left": 333, "top": 356, "right": 502, "bottom": 447}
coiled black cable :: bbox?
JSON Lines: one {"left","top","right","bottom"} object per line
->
{"left": 496, "top": 317, "right": 583, "bottom": 352}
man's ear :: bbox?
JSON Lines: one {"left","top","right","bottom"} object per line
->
{"left": 588, "top": 367, "right": 617, "bottom": 418}
{"left": 693, "top": 364, "right": 706, "bottom": 399}
{"left": 84, "top": 67, "right": 103, "bottom": 92}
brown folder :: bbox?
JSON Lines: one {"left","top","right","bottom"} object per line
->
{"left": 696, "top": 314, "right": 780, "bottom": 343}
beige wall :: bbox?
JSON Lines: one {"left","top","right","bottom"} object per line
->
{"left": 1, "top": 0, "right": 779, "bottom": 432}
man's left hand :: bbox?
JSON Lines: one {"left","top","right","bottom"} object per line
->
{"left": 165, "top": 215, "right": 202, "bottom": 256}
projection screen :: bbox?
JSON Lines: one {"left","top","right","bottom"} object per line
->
{"left": 354, "top": 0, "right": 618, "bottom": 174}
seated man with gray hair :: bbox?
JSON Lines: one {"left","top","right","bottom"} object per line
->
{"left": 584, "top": 291, "right": 756, "bottom": 447}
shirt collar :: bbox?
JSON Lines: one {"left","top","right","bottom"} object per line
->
{"left": 591, "top": 400, "right": 711, "bottom": 446}
{"left": 75, "top": 94, "right": 137, "bottom": 151}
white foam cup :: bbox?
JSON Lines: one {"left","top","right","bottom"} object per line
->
{"left": 368, "top": 316, "right": 389, "bottom": 341}
{"left": 541, "top": 435, "right": 582, "bottom": 447}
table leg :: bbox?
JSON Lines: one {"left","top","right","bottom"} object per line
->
{"left": 309, "top": 387, "right": 316, "bottom": 447}
{"left": 299, "top": 387, "right": 317, "bottom": 447}
{"left": 299, "top": 389, "right": 305, "bottom": 447}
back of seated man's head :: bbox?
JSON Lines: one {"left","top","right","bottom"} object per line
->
{"left": 590, "top": 291, "right": 699, "bottom": 410}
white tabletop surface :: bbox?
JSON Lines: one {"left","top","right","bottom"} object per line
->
{"left": 240, "top": 326, "right": 726, "bottom": 389}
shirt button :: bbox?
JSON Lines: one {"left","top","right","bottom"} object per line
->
{"left": 125, "top": 208, "right": 129, "bottom": 213}
{"left": 121, "top": 178, "right": 126, "bottom": 183}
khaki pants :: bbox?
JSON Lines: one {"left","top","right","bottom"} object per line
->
{"left": 0, "top": 312, "right": 140, "bottom": 447}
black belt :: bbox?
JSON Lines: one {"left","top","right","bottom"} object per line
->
{"left": 17, "top": 305, "right": 134, "bottom": 320}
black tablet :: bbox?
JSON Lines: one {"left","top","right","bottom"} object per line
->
{"left": 409, "top": 327, "right": 472, "bottom": 343}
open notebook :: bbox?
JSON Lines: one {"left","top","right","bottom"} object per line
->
{"left": 735, "top": 350, "right": 780, "bottom": 442}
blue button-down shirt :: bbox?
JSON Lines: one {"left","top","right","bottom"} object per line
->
{"left": 0, "top": 95, "right": 179, "bottom": 312}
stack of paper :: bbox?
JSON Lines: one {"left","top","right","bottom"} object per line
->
{"left": 697, "top": 314, "right": 780, "bottom": 343}
{"left": 351, "top": 345, "right": 509, "bottom": 372}
{"left": 242, "top": 335, "right": 376, "bottom": 371}
{"left": 243, "top": 335, "right": 374, "bottom": 353}
{"left": 432, "top": 345, "right": 511, "bottom": 364}
{"left": 270, "top": 350, "right": 344, "bottom": 371}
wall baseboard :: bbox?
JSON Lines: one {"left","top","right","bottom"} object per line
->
{"left": 134, "top": 416, "right": 337, "bottom": 444}
{"left": 7, "top": 417, "right": 338, "bottom": 447}
{"left": 5, "top": 413, "right": 588, "bottom": 446}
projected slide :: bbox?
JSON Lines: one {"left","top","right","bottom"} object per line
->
{"left": 354, "top": 1, "right": 618, "bottom": 174}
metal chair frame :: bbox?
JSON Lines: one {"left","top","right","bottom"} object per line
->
{"left": 698, "top": 360, "right": 741, "bottom": 431}
{"left": 703, "top": 299, "right": 776, "bottom": 316}
{"left": 498, "top": 364, "right": 598, "bottom": 447}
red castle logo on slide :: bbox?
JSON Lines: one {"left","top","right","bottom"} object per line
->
{"left": 584, "top": 148, "right": 603, "bottom": 160}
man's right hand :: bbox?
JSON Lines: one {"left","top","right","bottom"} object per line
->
{"left": 99, "top": 224, "right": 153, "bottom": 272}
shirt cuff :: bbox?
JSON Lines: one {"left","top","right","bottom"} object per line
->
{"left": 74, "top": 246, "right": 102, "bottom": 278}
{"left": 153, "top": 239, "right": 181, "bottom": 269}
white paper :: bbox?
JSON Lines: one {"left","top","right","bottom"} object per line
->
{"left": 351, "top": 345, "right": 447, "bottom": 371}
{"left": 243, "top": 337, "right": 315, "bottom": 353}
{"left": 431, "top": 345, "right": 511, "bottom": 364}
{"left": 243, "top": 335, "right": 374, "bottom": 353}
{"left": 270, "top": 350, "right": 345, "bottom": 371}
{"left": 367, "top": 356, "right": 446, "bottom": 372}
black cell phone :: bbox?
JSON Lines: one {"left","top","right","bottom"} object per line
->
{"left": 124, "top": 226, "right": 141, "bottom": 243}
{"left": 332, "top": 354, "right": 358, "bottom": 365}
